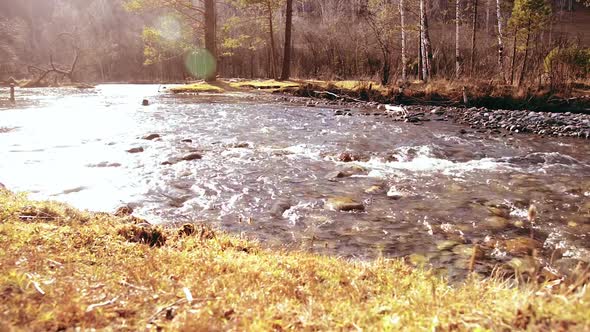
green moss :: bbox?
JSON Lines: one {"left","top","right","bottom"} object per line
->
{"left": 1, "top": 190, "right": 588, "bottom": 331}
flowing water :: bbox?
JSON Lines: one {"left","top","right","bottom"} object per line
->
{"left": 1, "top": 84, "right": 589, "bottom": 277}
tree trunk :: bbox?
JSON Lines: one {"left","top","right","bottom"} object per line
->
{"left": 204, "top": 0, "right": 217, "bottom": 82}
{"left": 470, "top": 0, "right": 478, "bottom": 75}
{"left": 517, "top": 19, "right": 531, "bottom": 87}
{"left": 399, "top": 0, "right": 407, "bottom": 82}
{"left": 510, "top": 25, "right": 517, "bottom": 85}
{"left": 456, "top": 0, "right": 461, "bottom": 78}
{"left": 267, "top": 1, "right": 278, "bottom": 79}
{"left": 486, "top": 0, "right": 491, "bottom": 34}
{"left": 420, "top": 0, "right": 432, "bottom": 81}
{"left": 496, "top": 0, "right": 506, "bottom": 82}
{"left": 280, "top": 0, "right": 293, "bottom": 80}
{"left": 418, "top": 22, "right": 423, "bottom": 80}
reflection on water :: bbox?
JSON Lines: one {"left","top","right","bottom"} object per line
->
{"left": 1, "top": 84, "right": 589, "bottom": 277}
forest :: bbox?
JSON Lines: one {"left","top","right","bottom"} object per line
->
{"left": 0, "top": 0, "right": 588, "bottom": 91}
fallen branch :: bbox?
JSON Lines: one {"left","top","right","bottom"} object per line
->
{"left": 86, "top": 296, "right": 119, "bottom": 313}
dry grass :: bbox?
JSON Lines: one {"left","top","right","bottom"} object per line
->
{"left": 228, "top": 79, "right": 300, "bottom": 90}
{"left": 169, "top": 82, "right": 225, "bottom": 93}
{"left": 2, "top": 189, "right": 589, "bottom": 331}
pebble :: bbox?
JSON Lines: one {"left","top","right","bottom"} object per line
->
{"left": 325, "top": 197, "right": 365, "bottom": 212}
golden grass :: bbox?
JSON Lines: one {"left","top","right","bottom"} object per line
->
{"left": 1, "top": 189, "right": 588, "bottom": 331}
{"left": 228, "top": 79, "right": 300, "bottom": 90}
{"left": 169, "top": 82, "right": 225, "bottom": 94}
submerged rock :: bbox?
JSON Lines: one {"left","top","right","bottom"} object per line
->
{"left": 325, "top": 197, "right": 365, "bottom": 212}
{"left": 270, "top": 199, "right": 292, "bottom": 217}
{"left": 365, "top": 185, "right": 385, "bottom": 194}
{"left": 482, "top": 216, "right": 510, "bottom": 231}
{"left": 126, "top": 147, "right": 144, "bottom": 153}
{"left": 436, "top": 240, "right": 461, "bottom": 251}
{"left": 504, "top": 237, "right": 542, "bottom": 256}
{"left": 386, "top": 187, "right": 404, "bottom": 200}
{"left": 142, "top": 134, "right": 161, "bottom": 140}
{"left": 181, "top": 153, "right": 203, "bottom": 161}
{"left": 114, "top": 204, "right": 134, "bottom": 217}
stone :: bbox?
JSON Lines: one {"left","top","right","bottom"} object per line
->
{"left": 325, "top": 171, "right": 351, "bottom": 181}
{"left": 386, "top": 187, "right": 403, "bottom": 200}
{"left": 504, "top": 237, "right": 542, "bottom": 256}
{"left": 126, "top": 147, "right": 144, "bottom": 153}
{"left": 114, "top": 204, "right": 134, "bottom": 217}
{"left": 142, "top": 134, "right": 161, "bottom": 140}
{"left": 430, "top": 107, "right": 445, "bottom": 115}
{"left": 270, "top": 200, "right": 292, "bottom": 217}
{"left": 508, "top": 256, "right": 537, "bottom": 274}
{"left": 436, "top": 240, "right": 460, "bottom": 251}
{"left": 181, "top": 139, "right": 193, "bottom": 143}
{"left": 452, "top": 244, "right": 485, "bottom": 259}
{"left": 325, "top": 197, "right": 365, "bottom": 212}
{"left": 408, "top": 253, "right": 428, "bottom": 266}
{"left": 482, "top": 216, "right": 510, "bottom": 231}
{"left": 142, "top": 99, "right": 149, "bottom": 106}
{"left": 365, "top": 185, "right": 385, "bottom": 194}
{"left": 486, "top": 205, "right": 510, "bottom": 218}
{"left": 181, "top": 153, "right": 202, "bottom": 161}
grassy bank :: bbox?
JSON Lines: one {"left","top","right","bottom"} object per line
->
{"left": 1, "top": 189, "right": 589, "bottom": 331}
{"left": 169, "top": 78, "right": 590, "bottom": 113}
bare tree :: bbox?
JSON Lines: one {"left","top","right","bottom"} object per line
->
{"left": 470, "top": 0, "right": 478, "bottom": 75}
{"left": 280, "top": 0, "right": 293, "bottom": 80}
{"left": 399, "top": 0, "right": 408, "bottom": 82}
{"left": 27, "top": 33, "right": 80, "bottom": 87}
{"left": 420, "top": 0, "right": 432, "bottom": 81}
{"left": 456, "top": 0, "right": 462, "bottom": 78}
{"left": 496, "top": 0, "right": 506, "bottom": 81}
{"left": 204, "top": 0, "right": 217, "bottom": 81}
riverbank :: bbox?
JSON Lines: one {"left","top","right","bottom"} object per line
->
{"left": 1, "top": 189, "right": 589, "bottom": 331}
{"left": 165, "top": 79, "right": 590, "bottom": 139}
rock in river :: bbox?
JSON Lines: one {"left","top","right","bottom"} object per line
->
{"left": 482, "top": 216, "right": 510, "bottom": 231}
{"left": 142, "top": 134, "right": 161, "bottom": 140}
{"left": 114, "top": 204, "right": 134, "bottom": 217}
{"left": 504, "top": 237, "right": 542, "bottom": 256}
{"left": 126, "top": 147, "right": 144, "bottom": 153}
{"left": 181, "top": 153, "right": 203, "bottom": 161}
{"left": 325, "top": 197, "right": 365, "bottom": 212}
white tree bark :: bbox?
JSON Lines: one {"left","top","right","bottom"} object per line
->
{"left": 456, "top": 0, "right": 461, "bottom": 78}
{"left": 399, "top": 0, "right": 407, "bottom": 82}
{"left": 420, "top": 0, "right": 432, "bottom": 81}
{"left": 495, "top": 0, "right": 506, "bottom": 81}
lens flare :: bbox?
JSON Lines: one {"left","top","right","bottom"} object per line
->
{"left": 156, "top": 15, "right": 182, "bottom": 41}
{"left": 184, "top": 49, "right": 217, "bottom": 80}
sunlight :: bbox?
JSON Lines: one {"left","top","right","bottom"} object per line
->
{"left": 156, "top": 15, "right": 182, "bottom": 41}
{"left": 184, "top": 49, "right": 217, "bottom": 79}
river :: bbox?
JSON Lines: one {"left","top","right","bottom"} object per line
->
{"left": 1, "top": 84, "right": 589, "bottom": 278}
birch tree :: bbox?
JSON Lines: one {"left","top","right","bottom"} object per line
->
{"left": 456, "top": 0, "right": 462, "bottom": 78}
{"left": 399, "top": 0, "right": 407, "bottom": 82}
{"left": 420, "top": 0, "right": 432, "bottom": 81}
{"left": 496, "top": 0, "right": 506, "bottom": 81}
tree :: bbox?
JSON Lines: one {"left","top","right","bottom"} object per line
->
{"left": 470, "top": 0, "right": 478, "bottom": 75}
{"left": 280, "top": 0, "right": 293, "bottom": 80}
{"left": 204, "top": 0, "right": 217, "bottom": 81}
{"left": 125, "top": 0, "right": 218, "bottom": 81}
{"left": 420, "top": 0, "right": 433, "bottom": 81}
{"left": 239, "top": 0, "right": 283, "bottom": 79}
{"left": 495, "top": 0, "right": 505, "bottom": 82}
{"left": 399, "top": 0, "right": 408, "bottom": 82}
{"left": 508, "top": 0, "right": 552, "bottom": 86}
{"left": 456, "top": 0, "right": 462, "bottom": 78}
